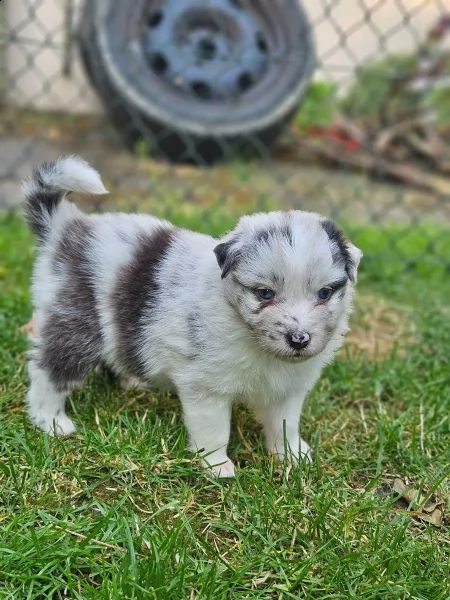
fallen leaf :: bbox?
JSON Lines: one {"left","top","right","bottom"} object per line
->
{"left": 423, "top": 499, "right": 444, "bottom": 513}
{"left": 392, "top": 478, "right": 444, "bottom": 527}
{"left": 393, "top": 478, "right": 422, "bottom": 506}
{"left": 415, "top": 509, "right": 443, "bottom": 527}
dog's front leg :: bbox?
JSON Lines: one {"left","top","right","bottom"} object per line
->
{"left": 179, "top": 388, "right": 235, "bottom": 478}
{"left": 253, "top": 395, "right": 312, "bottom": 464}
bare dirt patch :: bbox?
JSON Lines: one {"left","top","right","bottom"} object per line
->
{"left": 345, "top": 292, "right": 415, "bottom": 359}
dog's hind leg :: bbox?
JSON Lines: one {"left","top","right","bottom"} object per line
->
{"left": 27, "top": 358, "right": 76, "bottom": 436}
{"left": 26, "top": 302, "right": 103, "bottom": 435}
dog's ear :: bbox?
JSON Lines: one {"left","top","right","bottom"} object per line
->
{"left": 347, "top": 242, "right": 363, "bottom": 283}
{"left": 213, "top": 239, "right": 241, "bottom": 279}
{"left": 322, "top": 219, "right": 362, "bottom": 283}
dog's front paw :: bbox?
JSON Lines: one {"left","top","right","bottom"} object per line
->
{"left": 211, "top": 458, "right": 236, "bottom": 478}
{"left": 270, "top": 438, "right": 313, "bottom": 464}
{"left": 202, "top": 456, "right": 236, "bottom": 478}
{"left": 30, "top": 412, "right": 77, "bottom": 436}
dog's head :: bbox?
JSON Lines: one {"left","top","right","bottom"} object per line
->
{"left": 214, "top": 211, "right": 362, "bottom": 361}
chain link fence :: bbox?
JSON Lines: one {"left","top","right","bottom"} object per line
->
{"left": 0, "top": 0, "right": 449, "bottom": 270}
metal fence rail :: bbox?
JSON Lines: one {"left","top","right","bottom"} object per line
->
{"left": 0, "top": 0, "right": 449, "bottom": 268}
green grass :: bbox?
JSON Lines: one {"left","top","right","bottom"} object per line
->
{"left": 0, "top": 211, "right": 449, "bottom": 599}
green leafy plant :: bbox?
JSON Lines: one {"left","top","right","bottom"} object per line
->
{"left": 340, "top": 54, "right": 418, "bottom": 125}
{"left": 296, "top": 80, "right": 337, "bottom": 128}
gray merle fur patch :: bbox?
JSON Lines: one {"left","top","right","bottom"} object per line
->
{"left": 38, "top": 218, "right": 103, "bottom": 389}
{"left": 112, "top": 226, "right": 176, "bottom": 377}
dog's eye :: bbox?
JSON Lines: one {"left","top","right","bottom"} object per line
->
{"left": 256, "top": 288, "right": 275, "bottom": 301}
{"left": 317, "top": 287, "right": 333, "bottom": 302}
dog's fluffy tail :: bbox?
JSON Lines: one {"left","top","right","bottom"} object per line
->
{"left": 23, "top": 155, "right": 107, "bottom": 242}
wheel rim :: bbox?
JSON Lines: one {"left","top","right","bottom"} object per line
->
{"left": 142, "top": 0, "right": 272, "bottom": 101}
{"left": 89, "top": 0, "right": 315, "bottom": 135}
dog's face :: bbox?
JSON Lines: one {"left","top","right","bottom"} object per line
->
{"left": 214, "top": 211, "right": 362, "bottom": 361}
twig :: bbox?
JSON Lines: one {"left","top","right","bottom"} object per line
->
{"left": 53, "top": 525, "right": 126, "bottom": 553}
{"left": 419, "top": 399, "right": 425, "bottom": 453}
{"left": 372, "top": 118, "right": 422, "bottom": 155}
{"left": 296, "top": 137, "right": 450, "bottom": 196}
{"left": 359, "top": 402, "right": 368, "bottom": 434}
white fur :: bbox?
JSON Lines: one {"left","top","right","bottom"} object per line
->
{"left": 22, "top": 155, "right": 108, "bottom": 198}
{"left": 25, "top": 157, "right": 362, "bottom": 477}
{"left": 27, "top": 360, "right": 76, "bottom": 435}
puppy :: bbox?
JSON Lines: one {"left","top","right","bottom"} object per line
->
{"left": 23, "top": 156, "right": 362, "bottom": 477}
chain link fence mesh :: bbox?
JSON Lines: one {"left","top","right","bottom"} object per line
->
{"left": 0, "top": 0, "right": 449, "bottom": 270}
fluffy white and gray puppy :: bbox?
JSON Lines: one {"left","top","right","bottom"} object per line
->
{"left": 23, "top": 156, "right": 362, "bottom": 477}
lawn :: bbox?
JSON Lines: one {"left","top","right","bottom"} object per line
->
{"left": 0, "top": 208, "right": 449, "bottom": 599}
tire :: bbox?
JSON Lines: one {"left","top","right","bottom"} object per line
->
{"left": 79, "top": 0, "right": 315, "bottom": 163}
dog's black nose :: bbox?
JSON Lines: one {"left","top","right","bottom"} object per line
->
{"left": 286, "top": 330, "right": 311, "bottom": 351}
